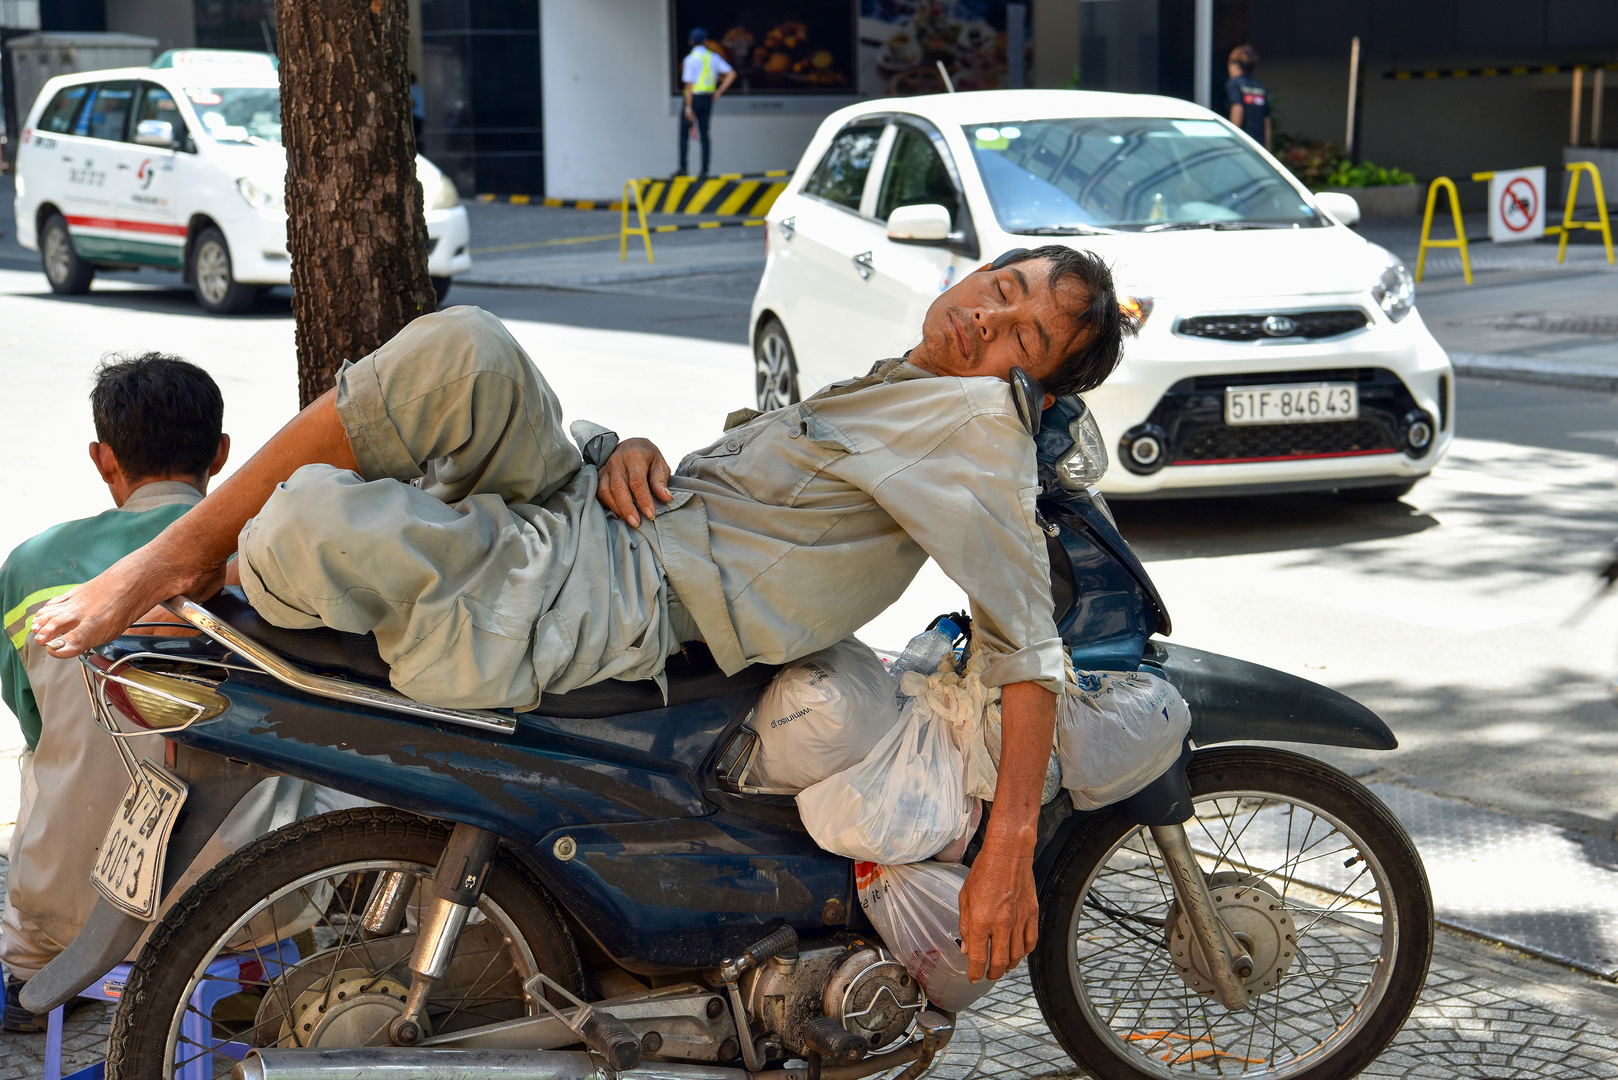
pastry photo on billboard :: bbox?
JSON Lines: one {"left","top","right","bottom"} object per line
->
{"left": 858, "top": 0, "right": 1031, "bottom": 95}
{"left": 670, "top": 1, "right": 856, "bottom": 94}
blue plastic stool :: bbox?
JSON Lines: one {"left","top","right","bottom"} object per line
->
{"left": 34, "top": 938, "right": 302, "bottom": 1080}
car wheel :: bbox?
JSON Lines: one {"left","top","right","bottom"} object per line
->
{"left": 432, "top": 276, "right": 452, "bottom": 305}
{"left": 189, "top": 226, "right": 257, "bottom": 315}
{"left": 1336, "top": 480, "right": 1417, "bottom": 503}
{"left": 754, "top": 317, "right": 800, "bottom": 412}
{"left": 40, "top": 214, "right": 95, "bottom": 294}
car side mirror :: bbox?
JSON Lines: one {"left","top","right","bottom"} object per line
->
{"left": 134, "top": 119, "right": 176, "bottom": 148}
{"left": 887, "top": 203, "right": 953, "bottom": 244}
{"left": 1314, "top": 191, "right": 1361, "bottom": 227}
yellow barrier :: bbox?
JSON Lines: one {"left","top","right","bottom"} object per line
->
{"left": 1415, "top": 176, "right": 1471, "bottom": 284}
{"left": 621, "top": 178, "right": 654, "bottom": 264}
{"left": 1546, "top": 161, "right": 1614, "bottom": 265}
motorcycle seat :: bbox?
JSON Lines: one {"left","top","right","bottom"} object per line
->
{"left": 204, "top": 589, "right": 779, "bottom": 720}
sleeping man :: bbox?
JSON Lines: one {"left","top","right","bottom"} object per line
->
{"left": 30, "top": 244, "right": 1131, "bottom": 986}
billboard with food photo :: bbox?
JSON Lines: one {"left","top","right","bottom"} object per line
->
{"left": 858, "top": 0, "right": 1029, "bottom": 95}
{"left": 670, "top": 1, "right": 857, "bottom": 94}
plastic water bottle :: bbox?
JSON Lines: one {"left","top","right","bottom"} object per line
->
{"left": 891, "top": 617, "right": 963, "bottom": 698}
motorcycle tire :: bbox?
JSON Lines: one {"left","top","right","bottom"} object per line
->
{"left": 106, "top": 807, "right": 583, "bottom": 1080}
{"left": 1029, "top": 746, "right": 1433, "bottom": 1080}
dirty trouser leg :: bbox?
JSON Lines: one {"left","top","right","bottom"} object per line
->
{"left": 0, "top": 753, "right": 62, "bottom": 980}
{"left": 238, "top": 307, "right": 673, "bottom": 709}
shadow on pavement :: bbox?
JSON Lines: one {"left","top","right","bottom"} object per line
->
{"left": 11, "top": 284, "right": 293, "bottom": 319}
{"left": 1112, "top": 493, "right": 1441, "bottom": 560}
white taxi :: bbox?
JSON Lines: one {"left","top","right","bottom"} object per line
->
{"left": 750, "top": 89, "right": 1453, "bottom": 500}
{"left": 12, "top": 49, "right": 471, "bottom": 315}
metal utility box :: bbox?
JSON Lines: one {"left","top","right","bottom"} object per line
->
{"left": 4, "top": 31, "right": 157, "bottom": 133}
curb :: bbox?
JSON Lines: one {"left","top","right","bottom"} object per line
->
{"left": 459, "top": 258, "right": 765, "bottom": 290}
{"left": 1450, "top": 351, "right": 1618, "bottom": 394}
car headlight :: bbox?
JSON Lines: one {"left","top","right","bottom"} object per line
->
{"left": 1055, "top": 406, "right": 1110, "bottom": 490}
{"left": 235, "top": 177, "right": 284, "bottom": 211}
{"left": 430, "top": 173, "right": 461, "bottom": 210}
{"left": 1119, "top": 294, "right": 1153, "bottom": 331}
{"left": 1371, "top": 261, "right": 1414, "bottom": 323}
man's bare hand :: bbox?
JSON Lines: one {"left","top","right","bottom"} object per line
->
{"left": 959, "top": 846, "right": 1040, "bottom": 982}
{"left": 597, "top": 437, "right": 673, "bottom": 528}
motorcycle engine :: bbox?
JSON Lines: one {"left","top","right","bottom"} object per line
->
{"left": 742, "top": 939, "right": 924, "bottom": 1060}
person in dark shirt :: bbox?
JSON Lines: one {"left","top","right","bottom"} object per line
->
{"left": 1225, "top": 44, "right": 1270, "bottom": 149}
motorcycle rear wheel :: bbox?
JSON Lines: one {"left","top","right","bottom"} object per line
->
{"left": 1030, "top": 747, "right": 1433, "bottom": 1080}
{"left": 106, "top": 807, "right": 582, "bottom": 1080}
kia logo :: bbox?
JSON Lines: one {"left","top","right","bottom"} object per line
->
{"left": 1262, "top": 315, "right": 1297, "bottom": 337}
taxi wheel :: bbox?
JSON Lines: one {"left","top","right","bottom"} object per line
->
{"left": 189, "top": 226, "right": 256, "bottom": 315}
{"left": 432, "top": 276, "right": 451, "bottom": 305}
{"left": 40, "top": 214, "right": 95, "bottom": 295}
{"left": 755, "top": 317, "right": 800, "bottom": 412}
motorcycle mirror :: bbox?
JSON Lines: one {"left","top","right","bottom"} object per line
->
{"left": 1010, "top": 366, "right": 1044, "bottom": 436}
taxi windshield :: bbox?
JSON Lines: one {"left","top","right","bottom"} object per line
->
{"left": 184, "top": 86, "right": 281, "bottom": 145}
{"left": 966, "top": 117, "right": 1320, "bottom": 233}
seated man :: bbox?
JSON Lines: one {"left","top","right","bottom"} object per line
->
{"left": 31, "top": 244, "right": 1132, "bottom": 983}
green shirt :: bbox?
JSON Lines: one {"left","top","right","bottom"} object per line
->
{"left": 1, "top": 483, "right": 200, "bottom": 750}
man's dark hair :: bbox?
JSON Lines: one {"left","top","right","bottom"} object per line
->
{"left": 1000, "top": 245, "right": 1139, "bottom": 397}
{"left": 90, "top": 353, "right": 224, "bottom": 481}
{"left": 1229, "top": 44, "right": 1259, "bottom": 74}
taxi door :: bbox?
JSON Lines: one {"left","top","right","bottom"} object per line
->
{"left": 110, "top": 82, "right": 189, "bottom": 269}
{"left": 57, "top": 81, "right": 138, "bottom": 263}
{"left": 865, "top": 122, "right": 977, "bottom": 352}
{"left": 19, "top": 81, "right": 95, "bottom": 226}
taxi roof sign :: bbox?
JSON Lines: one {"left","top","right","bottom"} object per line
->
{"left": 151, "top": 49, "right": 278, "bottom": 71}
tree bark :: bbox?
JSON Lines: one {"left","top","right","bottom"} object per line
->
{"left": 277, "top": 0, "right": 437, "bottom": 408}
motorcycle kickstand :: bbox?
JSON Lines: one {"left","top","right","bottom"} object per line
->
{"left": 1149, "top": 822, "right": 1254, "bottom": 1012}
{"left": 388, "top": 823, "right": 501, "bottom": 1046}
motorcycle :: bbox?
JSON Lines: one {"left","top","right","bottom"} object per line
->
{"left": 23, "top": 390, "right": 1433, "bottom": 1080}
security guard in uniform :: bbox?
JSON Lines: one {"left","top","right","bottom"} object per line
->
{"left": 679, "top": 27, "right": 735, "bottom": 178}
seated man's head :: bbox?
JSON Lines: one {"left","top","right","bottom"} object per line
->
{"left": 909, "top": 245, "right": 1136, "bottom": 401}
{"left": 89, "top": 353, "right": 229, "bottom": 506}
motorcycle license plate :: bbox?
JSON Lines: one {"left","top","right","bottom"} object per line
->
{"left": 1225, "top": 382, "right": 1358, "bottom": 425}
{"left": 92, "top": 762, "right": 188, "bottom": 921}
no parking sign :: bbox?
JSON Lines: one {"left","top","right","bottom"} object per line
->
{"left": 1488, "top": 166, "right": 1545, "bottom": 243}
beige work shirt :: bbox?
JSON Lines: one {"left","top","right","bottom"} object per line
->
{"left": 653, "top": 358, "right": 1063, "bottom": 692}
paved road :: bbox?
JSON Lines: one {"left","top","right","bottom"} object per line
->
{"left": 3, "top": 212, "right": 1618, "bottom": 1073}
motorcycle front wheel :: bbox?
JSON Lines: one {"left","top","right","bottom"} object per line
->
{"left": 106, "top": 807, "right": 583, "bottom": 1080}
{"left": 1030, "top": 747, "right": 1433, "bottom": 1080}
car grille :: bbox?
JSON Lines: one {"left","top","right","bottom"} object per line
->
{"left": 1177, "top": 309, "right": 1370, "bottom": 341}
{"left": 1174, "top": 420, "right": 1395, "bottom": 464}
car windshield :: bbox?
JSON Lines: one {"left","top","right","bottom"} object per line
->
{"left": 184, "top": 86, "right": 281, "bottom": 145}
{"left": 966, "top": 117, "right": 1320, "bottom": 233}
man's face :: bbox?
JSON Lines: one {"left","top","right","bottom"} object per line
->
{"left": 916, "top": 258, "right": 1092, "bottom": 386}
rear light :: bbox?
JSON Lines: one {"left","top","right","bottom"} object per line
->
{"left": 85, "top": 655, "right": 229, "bottom": 730}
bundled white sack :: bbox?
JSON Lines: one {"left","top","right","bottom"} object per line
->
{"left": 748, "top": 638, "right": 901, "bottom": 792}
{"left": 1057, "top": 669, "right": 1191, "bottom": 810}
{"left": 856, "top": 860, "right": 996, "bottom": 1012}
{"left": 796, "top": 695, "right": 969, "bottom": 864}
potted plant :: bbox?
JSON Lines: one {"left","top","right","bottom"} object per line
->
{"left": 1274, "top": 135, "right": 1422, "bottom": 218}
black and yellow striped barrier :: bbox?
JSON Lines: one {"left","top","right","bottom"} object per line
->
{"left": 1386, "top": 61, "right": 1618, "bottom": 80}
{"left": 477, "top": 193, "right": 623, "bottom": 210}
{"left": 620, "top": 172, "right": 787, "bottom": 264}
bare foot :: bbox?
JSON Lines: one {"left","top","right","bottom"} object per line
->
{"left": 31, "top": 547, "right": 226, "bottom": 658}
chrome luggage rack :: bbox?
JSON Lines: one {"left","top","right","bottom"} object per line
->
{"left": 83, "top": 595, "right": 518, "bottom": 737}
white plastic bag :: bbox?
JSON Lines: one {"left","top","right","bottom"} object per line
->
{"left": 855, "top": 860, "right": 995, "bottom": 1012}
{"left": 796, "top": 696, "right": 968, "bottom": 864}
{"left": 748, "top": 638, "right": 900, "bottom": 792}
{"left": 1057, "top": 669, "right": 1191, "bottom": 810}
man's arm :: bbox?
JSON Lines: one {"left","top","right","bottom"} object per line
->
{"left": 683, "top": 81, "right": 695, "bottom": 123}
{"left": 715, "top": 68, "right": 736, "bottom": 101}
{"left": 1230, "top": 102, "right": 1244, "bottom": 127}
{"left": 960, "top": 679, "right": 1054, "bottom": 980}
{"left": 597, "top": 438, "right": 673, "bottom": 527}
{"left": 31, "top": 389, "right": 358, "bottom": 657}
{"left": 1264, "top": 115, "right": 1272, "bottom": 150}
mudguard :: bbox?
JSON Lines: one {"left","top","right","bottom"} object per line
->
{"left": 1149, "top": 640, "right": 1396, "bottom": 751}
{"left": 20, "top": 749, "right": 277, "bottom": 1013}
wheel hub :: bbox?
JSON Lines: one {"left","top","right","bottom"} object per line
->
{"left": 282, "top": 969, "right": 413, "bottom": 1046}
{"left": 1163, "top": 873, "right": 1296, "bottom": 1001}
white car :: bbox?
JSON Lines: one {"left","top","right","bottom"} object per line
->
{"left": 750, "top": 89, "right": 1452, "bottom": 500}
{"left": 12, "top": 49, "right": 471, "bottom": 315}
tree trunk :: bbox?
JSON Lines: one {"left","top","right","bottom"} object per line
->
{"left": 277, "top": 0, "right": 437, "bottom": 409}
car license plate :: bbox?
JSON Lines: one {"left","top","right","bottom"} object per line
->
{"left": 92, "top": 762, "right": 188, "bottom": 921}
{"left": 1225, "top": 382, "right": 1358, "bottom": 425}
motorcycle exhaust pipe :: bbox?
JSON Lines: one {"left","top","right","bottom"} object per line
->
{"left": 233, "top": 1049, "right": 753, "bottom": 1080}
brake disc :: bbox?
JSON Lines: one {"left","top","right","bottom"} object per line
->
{"left": 1163, "top": 872, "right": 1297, "bottom": 1001}
{"left": 280, "top": 968, "right": 413, "bottom": 1046}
